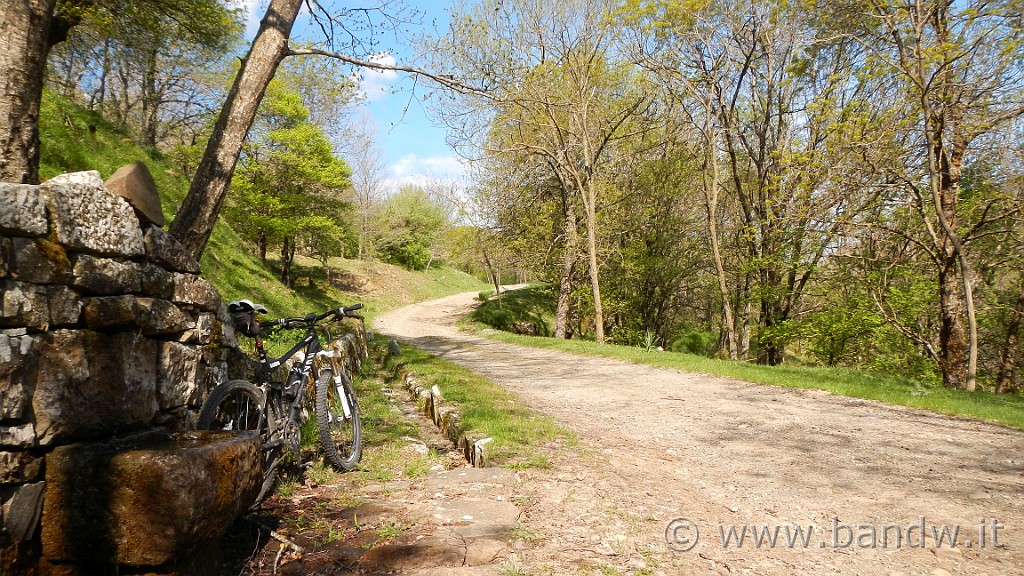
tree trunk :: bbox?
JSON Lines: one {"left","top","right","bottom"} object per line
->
{"left": 554, "top": 196, "right": 579, "bottom": 339}
{"left": 0, "top": 0, "right": 57, "bottom": 183}
{"left": 582, "top": 181, "right": 604, "bottom": 343}
{"left": 479, "top": 243, "right": 501, "bottom": 309}
{"left": 257, "top": 229, "right": 267, "bottom": 262}
{"left": 937, "top": 259, "right": 969, "bottom": 389}
{"left": 280, "top": 236, "right": 294, "bottom": 287}
{"left": 738, "top": 275, "right": 752, "bottom": 359}
{"left": 168, "top": 0, "right": 304, "bottom": 260}
{"left": 90, "top": 39, "right": 112, "bottom": 110}
{"left": 140, "top": 46, "right": 160, "bottom": 148}
{"left": 996, "top": 290, "right": 1023, "bottom": 393}
{"left": 703, "top": 126, "right": 738, "bottom": 360}
{"left": 757, "top": 291, "right": 786, "bottom": 366}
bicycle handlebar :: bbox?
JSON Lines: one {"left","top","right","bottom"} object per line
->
{"left": 258, "top": 303, "right": 364, "bottom": 331}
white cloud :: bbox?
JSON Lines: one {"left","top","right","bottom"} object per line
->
{"left": 231, "top": 0, "right": 265, "bottom": 38}
{"left": 386, "top": 153, "right": 468, "bottom": 193}
{"left": 355, "top": 53, "right": 400, "bottom": 103}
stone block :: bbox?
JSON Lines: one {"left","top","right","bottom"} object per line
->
{"left": 46, "top": 286, "right": 82, "bottom": 327}
{"left": 2, "top": 482, "right": 45, "bottom": 543}
{"left": 33, "top": 330, "right": 158, "bottom": 446}
{"left": 0, "top": 184, "right": 48, "bottom": 237}
{"left": 0, "top": 280, "right": 49, "bottom": 330}
{"left": 42, "top": 171, "right": 144, "bottom": 257}
{"left": 178, "top": 311, "right": 223, "bottom": 346}
{"left": 0, "top": 332, "right": 38, "bottom": 420}
{"left": 71, "top": 254, "right": 142, "bottom": 295}
{"left": 143, "top": 226, "right": 200, "bottom": 273}
{"left": 104, "top": 162, "right": 165, "bottom": 228}
{"left": 139, "top": 262, "right": 175, "bottom": 299}
{"left": 171, "top": 273, "right": 220, "bottom": 312}
{"left": 41, "top": 430, "right": 261, "bottom": 566}
{"left": 193, "top": 311, "right": 218, "bottom": 344}
{"left": 82, "top": 295, "right": 193, "bottom": 335}
{"left": 157, "top": 341, "right": 202, "bottom": 411}
{"left": 9, "top": 238, "right": 71, "bottom": 284}
{"left": 0, "top": 451, "right": 43, "bottom": 483}
{"left": 0, "top": 424, "right": 35, "bottom": 448}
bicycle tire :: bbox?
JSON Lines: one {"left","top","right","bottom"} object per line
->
{"left": 315, "top": 368, "right": 362, "bottom": 471}
{"left": 197, "top": 379, "right": 281, "bottom": 503}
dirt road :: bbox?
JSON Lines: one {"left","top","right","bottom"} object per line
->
{"left": 375, "top": 291, "right": 1024, "bottom": 576}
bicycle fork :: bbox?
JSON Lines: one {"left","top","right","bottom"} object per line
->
{"left": 316, "top": 349, "right": 353, "bottom": 420}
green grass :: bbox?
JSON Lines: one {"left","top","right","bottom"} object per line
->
{"left": 468, "top": 284, "right": 557, "bottom": 336}
{"left": 465, "top": 326, "right": 1024, "bottom": 429}
{"left": 385, "top": 342, "right": 575, "bottom": 467}
{"left": 39, "top": 89, "right": 487, "bottom": 321}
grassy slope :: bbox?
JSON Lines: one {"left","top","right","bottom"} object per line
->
{"left": 467, "top": 286, "right": 1024, "bottom": 430}
{"left": 40, "top": 90, "right": 571, "bottom": 470}
{"left": 38, "top": 89, "right": 486, "bottom": 318}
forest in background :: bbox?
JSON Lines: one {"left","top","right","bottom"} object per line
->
{"left": 5, "top": 0, "right": 1022, "bottom": 393}
{"left": 425, "top": 0, "right": 1024, "bottom": 393}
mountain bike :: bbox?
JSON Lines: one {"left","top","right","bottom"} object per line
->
{"left": 197, "top": 299, "right": 366, "bottom": 503}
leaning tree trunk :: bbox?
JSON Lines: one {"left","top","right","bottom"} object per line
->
{"left": 703, "top": 128, "right": 739, "bottom": 360}
{"left": 168, "top": 0, "right": 303, "bottom": 260}
{"left": 0, "top": 0, "right": 57, "bottom": 184}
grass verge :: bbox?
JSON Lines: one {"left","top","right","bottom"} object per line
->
{"left": 467, "top": 284, "right": 557, "bottom": 337}
{"left": 461, "top": 324, "right": 1024, "bottom": 430}
{"left": 383, "top": 339, "right": 575, "bottom": 468}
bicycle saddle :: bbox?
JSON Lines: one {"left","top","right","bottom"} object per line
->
{"left": 228, "top": 299, "right": 268, "bottom": 314}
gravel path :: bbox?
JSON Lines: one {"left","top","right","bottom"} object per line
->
{"left": 375, "top": 290, "right": 1024, "bottom": 576}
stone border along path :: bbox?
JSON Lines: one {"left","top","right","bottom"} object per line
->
{"left": 374, "top": 290, "right": 1024, "bottom": 576}
{"left": 396, "top": 367, "right": 494, "bottom": 467}
{"left": 235, "top": 356, "right": 525, "bottom": 576}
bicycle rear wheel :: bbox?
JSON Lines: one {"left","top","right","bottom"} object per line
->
{"left": 197, "top": 379, "right": 281, "bottom": 503}
{"left": 315, "top": 368, "right": 362, "bottom": 470}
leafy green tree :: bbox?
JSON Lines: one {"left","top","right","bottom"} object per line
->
{"left": 0, "top": 0, "right": 236, "bottom": 182}
{"left": 840, "top": 0, "right": 1024, "bottom": 390}
{"left": 372, "top": 186, "right": 449, "bottom": 270}
{"left": 45, "top": 0, "right": 241, "bottom": 147}
{"left": 227, "top": 82, "right": 351, "bottom": 286}
{"left": 430, "top": 0, "right": 655, "bottom": 342}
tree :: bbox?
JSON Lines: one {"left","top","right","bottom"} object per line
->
{"left": 167, "top": 0, "right": 477, "bottom": 261}
{"left": 847, "top": 0, "right": 1024, "bottom": 389}
{"left": 345, "top": 111, "right": 389, "bottom": 260}
{"left": 372, "top": 186, "right": 448, "bottom": 270}
{"left": 226, "top": 82, "right": 351, "bottom": 286}
{"left": 46, "top": 2, "right": 240, "bottom": 148}
{"left": 428, "top": 0, "right": 654, "bottom": 342}
{"left": 629, "top": 0, "right": 880, "bottom": 364}
{"left": 0, "top": 0, "right": 234, "bottom": 183}
{"left": 169, "top": 0, "right": 305, "bottom": 259}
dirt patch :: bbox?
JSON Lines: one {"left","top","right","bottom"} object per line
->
{"left": 375, "top": 291, "right": 1024, "bottom": 576}
{"left": 216, "top": 374, "right": 521, "bottom": 576}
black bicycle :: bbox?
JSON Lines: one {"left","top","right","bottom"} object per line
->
{"left": 197, "top": 299, "right": 366, "bottom": 503}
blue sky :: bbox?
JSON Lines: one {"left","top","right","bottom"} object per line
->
{"left": 236, "top": 1, "right": 465, "bottom": 192}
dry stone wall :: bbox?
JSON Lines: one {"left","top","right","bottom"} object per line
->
{"left": 0, "top": 170, "right": 249, "bottom": 555}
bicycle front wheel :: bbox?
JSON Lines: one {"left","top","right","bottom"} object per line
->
{"left": 197, "top": 379, "right": 281, "bottom": 503}
{"left": 315, "top": 369, "right": 362, "bottom": 470}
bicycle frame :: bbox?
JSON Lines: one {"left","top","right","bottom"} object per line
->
{"left": 248, "top": 328, "right": 325, "bottom": 451}
{"left": 200, "top": 302, "right": 365, "bottom": 503}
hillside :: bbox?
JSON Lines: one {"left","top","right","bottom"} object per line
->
{"left": 38, "top": 89, "right": 486, "bottom": 318}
